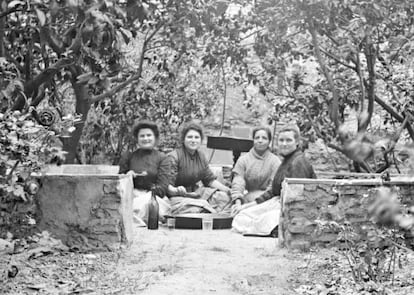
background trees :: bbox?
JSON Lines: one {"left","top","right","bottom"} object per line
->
{"left": 1, "top": 0, "right": 413, "bottom": 171}
{"left": 232, "top": 0, "right": 414, "bottom": 172}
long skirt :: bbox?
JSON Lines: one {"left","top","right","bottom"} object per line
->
{"left": 132, "top": 189, "right": 170, "bottom": 226}
{"left": 132, "top": 188, "right": 232, "bottom": 226}
{"left": 232, "top": 198, "right": 281, "bottom": 236}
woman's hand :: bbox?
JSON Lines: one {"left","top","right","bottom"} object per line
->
{"left": 231, "top": 199, "right": 242, "bottom": 216}
{"left": 232, "top": 201, "right": 256, "bottom": 216}
{"left": 126, "top": 170, "right": 147, "bottom": 177}
{"left": 126, "top": 170, "right": 137, "bottom": 177}
{"left": 176, "top": 186, "right": 187, "bottom": 196}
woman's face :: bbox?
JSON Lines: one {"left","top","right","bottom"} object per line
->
{"left": 184, "top": 129, "right": 202, "bottom": 152}
{"left": 253, "top": 129, "right": 270, "bottom": 153}
{"left": 277, "top": 131, "right": 298, "bottom": 156}
{"left": 137, "top": 128, "right": 156, "bottom": 149}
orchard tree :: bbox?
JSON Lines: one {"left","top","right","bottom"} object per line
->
{"left": 0, "top": 0, "right": 247, "bottom": 163}
{"left": 233, "top": 0, "right": 414, "bottom": 172}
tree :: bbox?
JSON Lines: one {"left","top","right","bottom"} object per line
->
{"left": 1, "top": 0, "right": 249, "bottom": 163}
{"left": 231, "top": 0, "right": 414, "bottom": 172}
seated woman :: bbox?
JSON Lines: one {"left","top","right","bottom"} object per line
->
{"left": 232, "top": 124, "right": 316, "bottom": 236}
{"left": 167, "top": 122, "right": 232, "bottom": 215}
{"left": 231, "top": 126, "right": 281, "bottom": 215}
{"left": 119, "top": 120, "right": 170, "bottom": 225}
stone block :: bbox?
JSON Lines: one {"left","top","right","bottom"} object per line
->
{"left": 288, "top": 239, "right": 311, "bottom": 251}
{"left": 285, "top": 200, "right": 312, "bottom": 211}
{"left": 283, "top": 184, "right": 305, "bottom": 205}
{"left": 280, "top": 178, "right": 414, "bottom": 251}
{"left": 338, "top": 186, "right": 357, "bottom": 195}
{"left": 287, "top": 208, "right": 318, "bottom": 220}
{"left": 304, "top": 184, "right": 318, "bottom": 192}
{"left": 287, "top": 217, "right": 316, "bottom": 234}
{"left": 37, "top": 171, "right": 133, "bottom": 251}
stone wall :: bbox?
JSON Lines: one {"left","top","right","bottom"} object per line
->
{"left": 279, "top": 177, "right": 414, "bottom": 251}
{"left": 36, "top": 172, "right": 133, "bottom": 251}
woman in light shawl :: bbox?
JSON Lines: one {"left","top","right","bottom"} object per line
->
{"left": 230, "top": 126, "right": 281, "bottom": 214}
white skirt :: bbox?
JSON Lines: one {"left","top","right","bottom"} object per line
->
{"left": 232, "top": 198, "right": 280, "bottom": 236}
{"left": 132, "top": 189, "right": 171, "bottom": 226}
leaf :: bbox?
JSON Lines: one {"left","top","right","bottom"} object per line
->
{"left": 13, "top": 185, "right": 27, "bottom": 201}
{"left": 119, "top": 28, "right": 132, "bottom": 44}
{"left": 127, "top": 0, "right": 147, "bottom": 22}
{"left": 67, "top": 0, "right": 83, "bottom": 8}
{"left": 76, "top": 73, "right": 94, "bottom": 83}
{"left": 7, "top": 0, "right": 25, "bottom": 9}
{"left": 35, "top": 8, "right": 46, "bottom": 26}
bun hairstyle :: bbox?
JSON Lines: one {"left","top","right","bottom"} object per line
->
{"left": 132, "top": 120, "right": 160, "bottom": 139}
{"left": 180, "top": 122, "right": 204, "bottom": 145}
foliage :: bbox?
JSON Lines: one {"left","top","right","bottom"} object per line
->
{"left": 0, "top": 56, "right": 73, "bottom": 237}
{"left": 0, "top": 0, "right": 249, "bottom": 163}
{"left": 316, "top": 186, "right": 414, "bottom": 293}
{"left": 230, "top": 0, "right": 414, "bottom": 172}
{"left": 80, "top": 53, "right": 223, "bottom": 164}
{"left": 0, "top": 110, "right": 67, "bottom": 237}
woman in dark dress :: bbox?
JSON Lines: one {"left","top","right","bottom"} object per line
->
{"left": 167, "top": 122, "right": 231, "bottom": 214}
{"left": 119, "top": 120, "right": 170, "bottom": 225}
{"left": 232, "top": 124, "right": 316, "bottom": 235}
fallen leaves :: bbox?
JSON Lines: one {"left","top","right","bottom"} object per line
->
{"left": 290, "top": 248, "right": 414, "bottom": 295}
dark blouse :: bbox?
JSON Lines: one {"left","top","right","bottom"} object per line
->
{"left": 119, "top": 149, "right": 170, "bottom": 197}
{"left": 255, "top": 149, "right": 316, "bottom": 204}
{"left": 168, "top": 147, "right": 216, "bottom": 193}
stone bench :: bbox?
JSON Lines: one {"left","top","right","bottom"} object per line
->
{"left": 278, "top": 177, "right": 414, "bottom": 251}
{"left": 36, "top": 165, "right": 133, "bottom": 251}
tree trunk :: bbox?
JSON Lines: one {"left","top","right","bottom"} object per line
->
{"left": 0, "top": 2, "right": 5, "bottom": 57}
{"left": 308, "top": 24, "right": 340, "bottom": 129}
{"left": 63, "top": 67, "right": 91, "bottom": 164}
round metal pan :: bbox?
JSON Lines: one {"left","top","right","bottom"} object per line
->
{"left": 168, "top": 213, "right": 233, "bottom": 230}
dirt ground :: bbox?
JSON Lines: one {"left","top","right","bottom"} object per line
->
{"left": 115, "top": 226, "right": 297, "bottom": 295}
{"left": 3, "top": 226, "right": 414, "bottom": 294}
{"left": 1, "top": 226, "right": 299, "bottom": 294}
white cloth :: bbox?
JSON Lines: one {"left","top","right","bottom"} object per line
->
{"left": 232, "top": 198, "right": 280, "bottom": 236}
{"left": 132, "top": 189, "right": 171, "bottom": 226}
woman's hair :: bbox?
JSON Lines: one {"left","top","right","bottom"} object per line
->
{"left": 278, "top": 124, "right": 301, "bottom": 141}
{"left": 132, "top": 120, "right": 160, "bottom": 139}
{"left": 180, "top": 122, "right": 204, "bottom": 144}
{"left": 252, "top": 126, "right": 272, "bottom": 141}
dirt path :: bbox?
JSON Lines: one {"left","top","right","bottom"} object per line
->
{"left": 115, "top": 227, "right": 298, "bottom": 295}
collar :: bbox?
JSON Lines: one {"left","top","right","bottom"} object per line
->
{"left": 250, "top": 147, "right": 271, "bottom": 160}
{"left": 282, "top": 148, "right": 301, "bottom": 162}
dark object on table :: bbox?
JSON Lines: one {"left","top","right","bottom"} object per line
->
{"left": 147, "top": 188, "right": 159, "bottom": 230}
{"left": 168, "top": 213, "right": 233, "bottom": 230}
{"left": 207, "top": 136, "right": 253, "bottom": 165}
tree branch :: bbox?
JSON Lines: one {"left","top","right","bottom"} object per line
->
{"left": 0, "top": 7, "right": 4, "bottom": 57}
{"left": 308, "top": 23, "right": 340, "bottom": 129}
{"left": 90, "top": 22, "right": 165, "bottom": 104}
{"left": 355, "top": 48, "right": 365, "bottom": 113}
{"left": 0, "top": 5, "right": 24, "bottom": 19}
{"left": 374, "top": 95, "right": 414, "bottom": 140}
{"left": 24, "top": 58, "right": 74, "bottom": 98}
{"left": 359, "top": 41, "right": 376, "bottom": 132}
{"left": 89, "top": 73, "right": 141, "bottom": 104}
{"left": 320, "top": 48, "right": 357, "bottom": 71}
{"left": 12, "top": 58, "right": 74, "bottom": 110}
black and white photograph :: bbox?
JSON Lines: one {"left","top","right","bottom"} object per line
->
{"left": 1, "top": 0, "right": 414, "bottom": 294}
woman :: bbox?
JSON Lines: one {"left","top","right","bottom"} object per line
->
{"left": 230, "top": 126, "right": 281, "bottom": 215}
{"left": 232, "top": 124, "right": 316, "bottom": 236}
{"left": 167, "top": 122, "right": 232, "bottom": 215}
{"left": 119, "top": 120, "right": 170, "bottom": 225}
